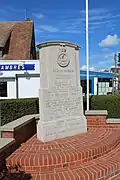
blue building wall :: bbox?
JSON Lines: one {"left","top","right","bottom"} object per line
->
{"left": 80, "top": 70, "right": 113, "bottom": 95}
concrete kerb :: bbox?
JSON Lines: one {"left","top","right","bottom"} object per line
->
{"left": 0, "top": 114, "right": 39, "bottom": 132}
{"left": 85, "top": 110, "right": 108, "bottom": 116}
{"left": 85, "top": 110, "right": 120, "bottom": 125}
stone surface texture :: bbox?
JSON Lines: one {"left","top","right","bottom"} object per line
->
{"left": 37, "top": 41, "right": 87, "bottom": 142}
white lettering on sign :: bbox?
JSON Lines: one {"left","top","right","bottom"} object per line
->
{"left": 0, "top": 64, "right": 35, "bottom": 71}
{"left": 0, "top": 64, "right": 24, "bottom": 71}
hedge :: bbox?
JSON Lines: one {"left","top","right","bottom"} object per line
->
{"left": 0, "top": 98, "right": 39, "bottom": 126}
{"left": 91, "top": 95, "right": 120, "bottom": 118}
{"left": 1, "top": 95, "right": 120, "bottom": 125}
{"left": 0, "top": 97, "right": 87, "bottom": 125}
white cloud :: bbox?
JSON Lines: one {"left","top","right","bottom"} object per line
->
{"left": 80, "top": 65, "right": 86, "bottom": 70}
{"left": 89, "top": 14, "right": 111, "bottom": 22}
{"left": 104, "top": 53, "right": 114, "bottom": 59}
{"left": 38, "top": 25, "right": 59, "bottom": 33}
{"left": 80, "top": 65, "right": 96, "bottom": 71}
{"left": 89, "top": 20, "right": 112, "bottom": 26}
{"left": 89, "top": 52, "right": 114, "bottom": 71}
{"left": 63, "top": 30, "right": 81, "bottom": 34}
{"left": 102, "top": 48, "right": 111, "bottom": 52}
{"left": 2, "top": 6, "right": 23, "bottom": 13}
{"left": 79, "top": 8, "right": 120, "bottom": 34}
{"left": 5, "top": 6, "right": 22, "bottom": 12}
{"left": 99, "top": 34, "right": 120, "bottom": 47}
{"left": 91, "top": 52, "right": 114, "bottom": 59}
{"left": 98, "top": 59, "right": 111, "bottom": 65}
{"left": 99, "top": 69, "right": 110, "bottom": 72}
{"left": 35, "top": 28, "right": 44, "bottom": 33}
{"left": 80, "top": 8, "right": 108, "bottom": 15}
{"left": 81, "top": 65, "right": 111, "bottom": 72}
{"left": 89, "top": 67, "right": 96, "bottom": 71}
{"left": 80, "top": 8, "right": 109, "bottom": 23}
{"left": 33, "top": 13, "right": 44, "bottom": 19}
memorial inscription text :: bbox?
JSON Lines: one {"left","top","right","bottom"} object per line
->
{"left": 42, "top": 67, "right": 82, "bottom": 121}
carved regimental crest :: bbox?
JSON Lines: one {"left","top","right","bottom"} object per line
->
{"left": 57, "top": 45, "right": 70, "bottom": 68}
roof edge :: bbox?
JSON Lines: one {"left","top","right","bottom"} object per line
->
{"left": 0, "top": 21, "right": 34, "bottom": 23}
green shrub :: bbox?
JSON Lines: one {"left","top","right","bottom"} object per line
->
{"left": 0, "top": 98, "right": 39, "bottom": 126}
{"left": 1, "top": 95, "right": 120, "bottom": 126}
{"left": 91, "top": 95, "right": 120, "bottom": 118}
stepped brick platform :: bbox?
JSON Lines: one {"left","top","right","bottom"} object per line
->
{"left": 6, "top": 128, "right": 120, "bottom": 180}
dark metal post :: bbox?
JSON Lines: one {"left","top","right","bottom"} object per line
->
{"left": 0, "top": 98, "right": 1, "bottom": 137}
{"left": 15, "top": 74, "right": 19, "bottom": 99}
{"left": 0, "top": 81, "right": 1, "bottom": 136}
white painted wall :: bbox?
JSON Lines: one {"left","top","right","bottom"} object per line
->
{"left": 94, "top": 77, "right": 98, "bottom": 95}
{"left": 7, "top": 81, "right": 16, "bottom": 99}
{"left": 0, "top": 60, "right": 40, "bottom": 99}
{"left": 18, "top": 77, "right": 40, "bottom": 98}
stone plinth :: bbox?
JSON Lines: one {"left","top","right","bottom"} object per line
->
{"left": 37, "top": 41, "right": 87, "bottom": 142}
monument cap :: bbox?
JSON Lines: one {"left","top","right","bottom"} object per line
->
{"left": 37, "top": 41, "right": 80, "bottom": 50}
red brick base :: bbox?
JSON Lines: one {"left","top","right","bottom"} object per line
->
{"left": 86, "top": 115, "right": 107, "bottom": 128}
{"left": 2, "top": 113, "right": 120, "bottom": 179}
{"left": 86, "top": 115, "right": 120, "bottom": 129}
{"left": 6, "top": 127, "right": 120, "bottom": 179}
{"left": 2, "top": 131, "right": 14, "bottom": 139}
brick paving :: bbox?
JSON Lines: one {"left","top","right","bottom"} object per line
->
{"left": 6, "top": 128, "right": 120, "bottom": 179}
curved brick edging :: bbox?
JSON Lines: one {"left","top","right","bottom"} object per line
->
{"left": 30, "top": 142, "right": 120, "bottom": 180}
{"left": 6, "top": 128, "right": 120, "bottom": 175}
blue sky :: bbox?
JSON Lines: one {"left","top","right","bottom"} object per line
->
{"left": 0, "top": 0, "right": 120, "bottom": 71}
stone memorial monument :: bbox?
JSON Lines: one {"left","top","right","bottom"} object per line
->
{"left": 37, "top": 41, "right": 87, "bottom": 142}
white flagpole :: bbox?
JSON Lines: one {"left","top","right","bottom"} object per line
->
{"left": 86, "top": 0, "right": 89, "bottom": 110}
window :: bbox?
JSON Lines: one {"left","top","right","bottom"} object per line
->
{"left": 98, "top": 78, "right": 113, "bottom": 95}
{"left": 0, "top": 82, "right": 7, "bottom": 97}
{"left": 0, "top": 50, "right": 3, "bottom": 58}
{"left": 98, "top": 78, "right": 112, "bottom": 87}
{"left": 109, "top": 80, "right": 112, "bottom": 87}
{"left": 98, "top": 78, "right": 112, "bottom": 82}
{"left": 0, "top": 47, "right": 4, "bottom": 59}
{"left": 81, "top": 80, "right": 92, "bottom": 94}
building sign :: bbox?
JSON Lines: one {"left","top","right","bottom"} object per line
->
{"left": 0, "top": 64, "right": 35, "bottom": 71}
